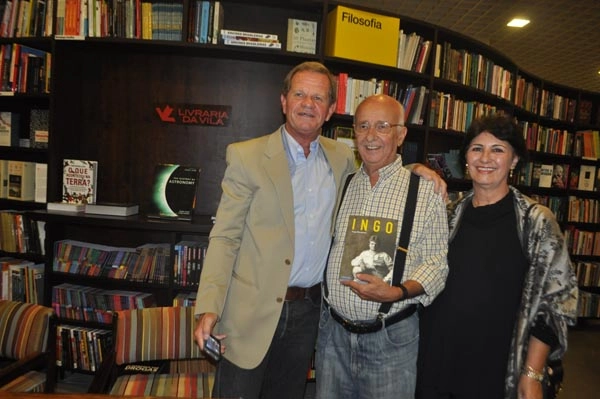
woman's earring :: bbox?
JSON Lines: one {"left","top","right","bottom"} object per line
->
{"left": 465, "top": 163, "right": 469, "bottom": 178}
{"left": 509, "top": 168, "right": 514, "bottom": 179}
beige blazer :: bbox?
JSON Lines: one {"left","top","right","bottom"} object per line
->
{"left": 195, "top": 128, "right": 355, "bottom": 369}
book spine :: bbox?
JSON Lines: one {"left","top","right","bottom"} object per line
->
{"left": 223, "top": 38, "right": 281, "bottom": 49}
{"left": 220, "top": 28, "right": 277, "bottom": 40}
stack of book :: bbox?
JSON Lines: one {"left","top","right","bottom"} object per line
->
{"left": 220, "top": 29, "right": 281, "bottom": 49}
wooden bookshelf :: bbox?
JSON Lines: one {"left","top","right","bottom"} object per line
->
{"left": 0, "top": 0, "right": 596, "bottom": 382}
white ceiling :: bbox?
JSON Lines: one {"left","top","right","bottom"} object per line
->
{"left": 343, "top": 0, "right": 600, "bottom": 93}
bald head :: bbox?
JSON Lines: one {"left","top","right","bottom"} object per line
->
{"left": 355, "top": 94, "right": 405, "bottom": 126}
{"left": 353, "top": 94, "right": 408, "bottom": 175}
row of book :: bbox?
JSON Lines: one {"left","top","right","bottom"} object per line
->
{"left": 514, "top": 76, "right": 540, "bottom": 113}
{"left": 53, "top": 240, "right": 171, "bottom": 284}
{"left": 0, "top": 44, "right": 51, "bottom": 94}
{"left": 539, "top": 89, "right": 577, "bottom": 122}
{"left": 56, "top": 324, "right": 112, "bottom": 372}
{"left": 573, "top": 130, "right": 600, "bottom": 160}
{"left": 0, "top": 160, "right": 47, "bottom": 202}
{"left": 173, "top": 240, "right": 206, "bottom": 288}
{"left": 434, "top": 41, "right": 513, "bottom": 101}
{"left": 0, "top": 210, "right": 45, "bottom": 255}
{"left": 573, "top": 261, "right": 600, "bottom": 288}
{"left": 187, "top": 0, "right": 222, "bottom": 44}
{"left": 0, "top": 0, "right": 53, "bottom": 38}
{"left": 519, "top": 122, "right": 573, "bottom": 156}
{"left": 512, "top": 162, "right": 600, "bottom": 192}
{"left": 428, "top": 90, "right": 501, "bottom": 132}
{"left": 564, "top": 227, "right": 600, "bottom": 257}
{"left": 52, "top": 282, "right": 156, "bottom": 323}
{"left": 397, "top": 30, "right": 432, "bottom": 73}
{"left": 0, "top": 109, "right": 49, "bottom": 149}
{"left": 567, "top": 197, "right": 600, "bottom": 224}
{"left": 578, "top": 290, "right": 600, "bottom": 318}
{"left": 55, "top": 0, "right": 185, "bottom": 40}
{"left": 334, "top": 74, "right": 429, "bottom": 124}
{"left": 0, "top": 256, "right": 44, "bottom": 303}
{"left": 173, "top": 291, "right": 196, "bottom": 307}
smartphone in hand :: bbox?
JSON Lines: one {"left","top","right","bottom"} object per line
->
{"left": 203, "top": 334, "right": 221, "bottom": 362}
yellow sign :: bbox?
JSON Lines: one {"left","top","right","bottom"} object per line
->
{"left": 325, "top": 6, "right": 400, "bottom": 67}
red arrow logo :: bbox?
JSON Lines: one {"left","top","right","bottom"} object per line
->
{"left": 156, "top": 105, "right": 176, "bottom": 122}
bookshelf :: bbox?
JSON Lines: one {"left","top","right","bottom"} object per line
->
{"left": 0, "top": 0, "right": 595, "bottom": 382}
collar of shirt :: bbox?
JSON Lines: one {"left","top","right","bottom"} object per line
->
{"left": 358, "top": 155, "right": 404, "bottom": 183}
{"left": 281, "top": 126, "right": 321, "bottom": 173}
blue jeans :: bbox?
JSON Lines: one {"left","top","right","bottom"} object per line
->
{"left": 315, "top": 306, "right": 419, "bottom": 399}
{"left": 212, "top": 295, "right": 321, "bottom": 399}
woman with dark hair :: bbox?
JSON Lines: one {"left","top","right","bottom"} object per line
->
{"left": 417, "top": 114, "right": 578, "bottom": 399}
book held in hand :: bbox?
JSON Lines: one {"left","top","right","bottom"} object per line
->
{"left": 63, "top": 159, "right": 98, "bottom": 204}
{"left": 338, "top": 216, "right": 398, "bottom": 283}
{"left": 147, "top": 164, "right": 200, "bottom": 221}
{"left": 85, "top": 202, "right": 139, "bottom": 217}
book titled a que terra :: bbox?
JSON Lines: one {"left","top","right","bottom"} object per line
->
{"left": 147, "top": 164, "right": 200, "bottom": 221}
{"left": 62, "top": 159, "right": 98, "bottom": 204}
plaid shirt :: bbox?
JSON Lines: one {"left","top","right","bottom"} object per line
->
{"left": 325, "top": 156, "right": 449, "bottom": 321}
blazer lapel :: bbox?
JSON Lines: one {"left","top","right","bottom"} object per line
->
{"left": 263, "top": 131, "right": 295, "bottom": 243}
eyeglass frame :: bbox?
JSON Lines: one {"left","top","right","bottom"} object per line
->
{"left": 353, "top": 121, "right": 405, "bottom": 135}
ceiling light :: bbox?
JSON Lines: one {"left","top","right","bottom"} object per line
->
{"left": 507, "top": 18, "right": 530, "bottom": 27}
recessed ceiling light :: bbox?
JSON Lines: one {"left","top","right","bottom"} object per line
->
{"left": 507, "top": 18, "right": 530, "bottom": 27}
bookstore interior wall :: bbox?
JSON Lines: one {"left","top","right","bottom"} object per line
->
{"left": 0, "top": 0, "right": 598, "bottom": 388}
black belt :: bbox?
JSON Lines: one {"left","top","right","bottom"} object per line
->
{"left": 285, "top": 284, "right": 321, "bottom": 301}
{"left": 326, "top": 302, "right": 417, "bottom": 334}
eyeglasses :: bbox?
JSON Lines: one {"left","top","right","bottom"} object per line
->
{"left": 353, "top": 121, "right": 404, "bottom": 135}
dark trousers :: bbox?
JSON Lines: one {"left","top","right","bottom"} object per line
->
{"left": 212, "top": 295, "right": 321, "bottom": 399}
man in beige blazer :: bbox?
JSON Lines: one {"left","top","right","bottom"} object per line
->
{"left": 193, "top": 62, "right": 445, "bottom": 399}
{"left": 194, "top": 61, "right": 356, "bottom": 399}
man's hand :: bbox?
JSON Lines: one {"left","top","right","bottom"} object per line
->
{"left": 341, "top": 273, "right": 402, "bottom": 302}
{"left": 194, "top": 312, "right": 227, "bottom": 355}
{"left": 411, "top": 163, "right": 448, "bottom": 201}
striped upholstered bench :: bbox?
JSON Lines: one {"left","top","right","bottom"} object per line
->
{"left": 0, "top": 300, "right": 56, "bottom": 393}
{"left": 94, "top": 306, "right": 214, "bottom": 397}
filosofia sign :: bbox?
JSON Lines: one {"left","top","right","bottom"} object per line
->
{"left": 155, "top": 104, "right": 231, "bottom": 126}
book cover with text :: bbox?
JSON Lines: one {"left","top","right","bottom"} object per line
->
{"left": 338, "top": 215, "right": 398, "bottom": 283}
{"left": 147, "top": 164, "right": 200, "bottom": 221}
{"left": 62, "top": 159, "right": 98, "bottom": 204}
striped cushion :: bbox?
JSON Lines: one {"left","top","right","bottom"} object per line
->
{"left": 0, "top": 300, "right": 54, "bottom": 359}
{"left": 110, "top": 373, "right": 214, "bottom": 397}
{"left": 0, "top": 370, "right": 46, "bottom": 392}
{"left": 114, "top": 306, "right": 202, "bottom": 365}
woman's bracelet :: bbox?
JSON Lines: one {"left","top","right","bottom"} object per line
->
{"left": 522, "top": 365, "right": 545, "bottom": 382}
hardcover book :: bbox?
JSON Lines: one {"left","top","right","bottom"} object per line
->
{"left": 538, "top": 164, "right": 554, "bottom": 188}
{"left": 578, "top": 165, "right": 596, "bottom": 191}
{"left": 34, "top": 162, "right": 47, "bottom": 203}
{"left": 29, "top": 109, "right": 49, "bottom": 149}
{"left": 147, "top": 164, "right": 200, "bottom": 221}
{"left": 0, "top": 159, "right": 7, "bottom": 198}
{"left": 0, "top": 112, "right": 20, "bottom": 147}
{"left": 286, "top": 18, "right": 317, "bottom": 54}
{"left": 47, "top": 201, "right": 85, "bottom": 212}
{"left": 85, "top": 202, "right": 139, "bottom": 217}
{"left": 7, "top": 160, "right": 35, "bottom": 201}
{"left": 62, "top": 159, "right": 98, "bottom": 204}
{"left": 338, "top": 215, "right": 398, "bottom": 283}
